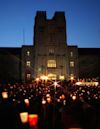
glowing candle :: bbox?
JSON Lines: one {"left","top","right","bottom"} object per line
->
{"left": 42, "top": 99, "right": 46, "bottom": 105}
{"left": 24, "top": 99, "right": 30, "bottom": 106}
{"left": 46, "top": 94, "right": 50, "bottom": 98}
{"left": 72, "top": 95, "right": 76, "bottom": 100}
{"left": 28, "top": 114, "right": 38, "bottom": 127}
{"left": 36, "top": 78, "right": 39, "bottom": 84}
{"left": 47, "top": 97, "right": 51, "bottom": 103}
{"left": 2, "top": 92, "right": 8, "bottom": 99}
{"left": 20, "top": 112, "right": 28, "bottom": 123}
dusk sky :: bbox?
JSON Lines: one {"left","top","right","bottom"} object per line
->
{"left": 0, "top": 0, "right": 100, "bottom": 48}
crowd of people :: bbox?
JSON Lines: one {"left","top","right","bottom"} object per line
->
{"left": 0, "top": 79, "right": 100, "bottom": 129}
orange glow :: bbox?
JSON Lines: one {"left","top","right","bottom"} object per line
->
{"left": 28, "top": 114, "right": 38, "bottom": 127}
{"left": 57, "top": 99, "right": 60, "bottom": 102}
{"left": 70, "top": 76, "right": 74, "bottom": 80}
{"left": 61, "top": 94, "right": 65, "bottom": 100}
{"left": 59, "top": 94, "right": 65, "bottom": 100}
{"left": 42, "top": 99, "right": 46, "bottom": 104}
{"left": 24, "top": 99, "right": 30, "bottom": 106}
{"left": 36, "top": 78, "right": 39, "bottom": 82}
{"left": 40, "top": 75, "right": 48, "bottom": 81}
{"left": 47, "top": 97, "right": 51, "bottom": 103}
{"left": 2, "top": 92, "right": 8, "bottom": 99}
{"left": 59, "top": 96, "right": 62, "bottom": 99}
{"left": 72, "top": 95, "right": 76, "bottom": 100}
{"left": 46, "top": 94, "right": 50, "bottom": 98}
{"left": 75, "top": 81, "right": 99, "bottom": 86}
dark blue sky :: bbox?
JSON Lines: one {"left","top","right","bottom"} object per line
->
{"left": 0, "top": 0, "right": 100, "bottom": 48}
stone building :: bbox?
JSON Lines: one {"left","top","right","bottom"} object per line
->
{"left": 21, "top": 11, "right": 78, "bottom": 81}
{"left": 0, "top": 11, "right": 99, "bottom": 83}
{"left": 33, "top": 11, "right": 78, "bottom": 80}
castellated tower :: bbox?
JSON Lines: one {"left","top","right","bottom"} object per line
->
{"left": 34, "top": 11, "right": 70, "bottom": 80}
{"left": 21, "top": 11, "right": 79, "bottom": 82}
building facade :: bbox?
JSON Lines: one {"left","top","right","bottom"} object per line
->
{"left": 22, "top": 11, "right": 79, "bottom": 81}
{"left": 33, "top": 11, "right": 78, "bottom": 80}
{"left": 0, "top": 11, "right": 99, "bottom": 83}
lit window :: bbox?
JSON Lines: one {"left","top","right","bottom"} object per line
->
{"left": 70, "top": 61, "right": 74, "bottom": 67}
{"left": 27, "top": 51, "right": 30, "bottom": 56}
{"left": 38, "top": 67, "right": 42, "bottom": 72}
{"left": 26, "top": 74, "right": 31, "bottom": 80}
{"left": 26, "top": 61, "right": 31, "bottom": 67}
{"left": 70, "top": 51, "right": 73, "bottom": 57}
{"left": 48, "top": 74, "right": 57, "bottom": 80}
{"left": 59, "top": 75, "right": 65, "bottom": 80}
{"left": 47, "top": 60, "right": 56, "bottom": 68}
